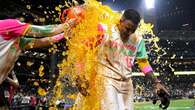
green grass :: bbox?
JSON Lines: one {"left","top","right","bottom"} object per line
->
{"left": 134, "top": 99, "right": 195, "bottom": 110}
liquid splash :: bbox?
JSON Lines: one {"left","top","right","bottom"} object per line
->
{"left": 50, "top": 0, "right": 164, "bottom": 109}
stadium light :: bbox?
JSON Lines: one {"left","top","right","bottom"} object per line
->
{"left": 132, "top": 72, "right": 159, "bottom": 76}
{"left": 174, "top": 71, "right": 195, "bottom": 75}
{"left": 145, "top": 0, "right": 155, "bottom": 9}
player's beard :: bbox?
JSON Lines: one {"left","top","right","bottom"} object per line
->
{"left": 120, "top": 30, "right": 130, "bottom": 42}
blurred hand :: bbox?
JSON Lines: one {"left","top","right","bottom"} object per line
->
{"left": 153, "top": 82, "right": 170, "bottom": 109}
{"left": 66, "top": 18, "right": 78, "bottom": 28}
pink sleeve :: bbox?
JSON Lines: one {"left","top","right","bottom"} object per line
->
{"left": 140, "top": 65, "right": 153, "bottom": 75}
{"left": 0, "top": 19, "right": 30, "bottom": 40}
{"left": 51, "top": 33, "right": 64, "bottom": 42}
{"left": 137, "top": 59, "right": 153, "bottom": 75}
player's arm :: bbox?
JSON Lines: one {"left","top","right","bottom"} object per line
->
{"left": 0, "top": 19, "right": 74, "bottom": 39}
{"left": 136, "top": 39, "right": 168, "bottom": 90}
{"left": 136, "top": 38, "right": 170, "bottom": 109}
{"left": 136, "top": 58, "right": 160, "bottom": 82}
{"left": 25, "top": 19, "right": 76, "bottom": 37}
{"left": 20, "top": 33, "right": 65, "bottom": 49}
{"left": 135, "top": 38, "right": 158, "bottom": 82}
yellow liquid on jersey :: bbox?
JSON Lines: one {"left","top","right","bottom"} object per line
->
{"left": 49, "top": 0, "right": 161, "bottom": 109}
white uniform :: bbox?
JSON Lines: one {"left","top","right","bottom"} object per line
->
{"left": 74, "top": 24, "right": 148, "bottom": 110}
{"left": 97, "top": 24, "right": 147, "bottom": 110}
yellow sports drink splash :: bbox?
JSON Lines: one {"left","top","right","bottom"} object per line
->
{"left": 50, "top": 0, "right": 162, "bottom": 109}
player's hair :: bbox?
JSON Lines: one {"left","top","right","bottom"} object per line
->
{"left": 123, "top": 9, "right": 141, "bottom": 27}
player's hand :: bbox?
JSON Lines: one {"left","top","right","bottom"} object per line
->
{"left": 153, "top": 82, "right": 170, "bottom": 109}
{"left": 59, "top": 6, "right": 85, "bottom": 24}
